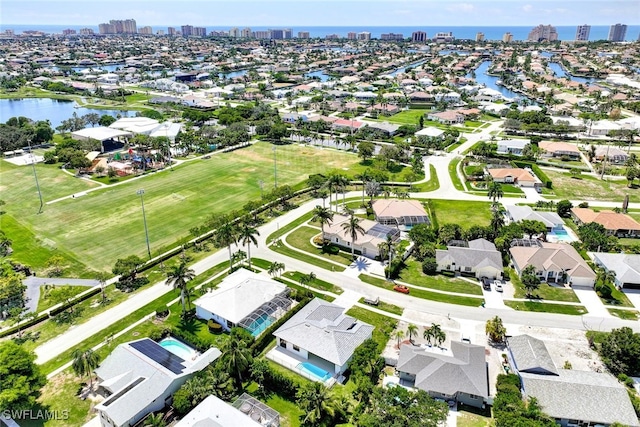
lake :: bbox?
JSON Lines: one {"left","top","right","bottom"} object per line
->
{"left": 306, "top": 70, "right": 330, "bottom": 82}
{"left": 547, "top": 63, "right": 596, "bottom": 84}
{"left": 0, "top": 98, "right": 134, "bottom": 129}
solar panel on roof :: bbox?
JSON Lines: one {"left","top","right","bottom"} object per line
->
{"left": 130, "top": 339, "right": 186, "bottom": 375}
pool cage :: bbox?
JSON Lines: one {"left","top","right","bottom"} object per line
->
{"left": 376, "top": 215, "right": 430, "bottom": 228}
{"left": 238, "top": 290, "right": 292, "bottom": 336}
{"left": 233, "top": 393, "right": 280, "bottom": 427}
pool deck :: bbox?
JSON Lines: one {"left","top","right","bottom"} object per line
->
{"left": 266, "top": 346, "right": 339, "bottom": 386}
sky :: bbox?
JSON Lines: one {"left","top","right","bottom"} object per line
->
{"left": 2, "top": 0, "right": 639, "bottom": 27}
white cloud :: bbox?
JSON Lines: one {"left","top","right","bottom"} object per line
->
{"left": 522, "top": 4, "right": 534, "bottom": 13}
{"left": 446, "top": 3, "right": 475, "bottom": 13}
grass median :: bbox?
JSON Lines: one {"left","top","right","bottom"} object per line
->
{"left": 503, "top": 300, "right": 587, "bottom": 315}
{"left": 269, "top": 240, "right": 347, "bottom": 272}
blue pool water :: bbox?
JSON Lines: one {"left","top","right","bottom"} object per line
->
{"left": 248, "top": 314, "right": 275, "bottom": 337}
{"left": 549, "top": 228, "right": 574, "bottom": 242}
{"left": 159, "top": 338, "right": 195, "bottom": 360}
{"left": 298, "top": 362, "right": 331, "bottom": 382}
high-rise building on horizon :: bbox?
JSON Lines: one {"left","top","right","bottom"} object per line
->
{"left": 138, "top": 26, "right": 152, "bottom": 35}
{"left": 241, "top": 28, "right": 252, "bottom": 38}
{"left": 283, "top": 29, "right": 292, "bottom": 39}
{"left": 502, "top": 32, "right": 513, "bottom": 43}
{"left": 347, "top": 32, "right": 357, "bottom": 40}
{"left": 608, "top": 23, "right": 627, "bottom": 41}
{"left": 167, "top": 27, "right": 176, "bottom": 36}
{"left": 476, "top": 32, "right": 485, "bottom": 42}
{"left": 357, "top": 32, "right": 371, "bottom": 41}
{"left": 181, "top": 25, "right": 193, "bottom": 37}
{"left": 297, "top": 31, "right": 310, "bottom": 39}
{"left": 62, "top": 29, "right": 76, "bottom": 36}
{"left": 254, "top": 31, "right": 270, "bottom": 39}
{"left": 193, "top": 27, "right": 206, "bottom": 37}
{"left": 575, "top": 25, "right": 590, "bottom": 41}
{"left": 433, "top": 32, "right": 454, "bottom": 42}
{"left": 381, "top": 33, "right": 404, "bottom": 41}
{"left": 527, "top": 24, "right": 558, "bottom": 42}
{"left": 411, "top": 31, "right": 427, "bottom": 43}
{"left": 229, "top": 27, "right": 240, "bottom": 38}
{"left": 79, "top": 28, "right": 94, "bottom": 35}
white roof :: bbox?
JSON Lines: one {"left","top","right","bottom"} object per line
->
{"left": 194, "top": 269, "right": 288, "bottom": 324}
{"left": 175, "top": 395, "right": 262, "bottom": 427}
{"left": 149, "top": 122, "right": 182, "bottom": 140}
{"left": 110, "top": 117, "right": 161, "bottom": 135}
{"left": 415, "top": 126, "right": 445, "bottom": 137}
{"left": 71, "top": 126, "right": 132, "bottom": 142}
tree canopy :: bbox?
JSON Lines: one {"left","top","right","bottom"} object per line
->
{"left": 357, "top": 386, "right": 448, "bottom": 427}
{"left": 0, "top": 341, "right": 47, "bottom": 410}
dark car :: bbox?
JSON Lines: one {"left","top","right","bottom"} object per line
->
{"left": 393, "top": 284, "right": 410, "bottom": 294}
{"left": 481, "top": 277, "right": 491, "bottom": 291}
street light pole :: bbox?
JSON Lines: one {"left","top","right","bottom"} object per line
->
{"left": 137, "top": 189, "right": 151, "bottom": 259}
{"left": 258, "top": 179, "right": 264, "bottom": 198}
{"left": 27, "top": 140, "right": 44, "bottom": 214}
{"left": 272, "top": 146, "right": 277, "bottom": 188}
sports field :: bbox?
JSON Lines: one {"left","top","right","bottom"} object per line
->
{"left": 1, "top": 142, "right": 362, "bottom": 271}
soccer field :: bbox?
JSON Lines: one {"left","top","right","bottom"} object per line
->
{"left": 1, "top": 142, "right": 362, "bottom": 271}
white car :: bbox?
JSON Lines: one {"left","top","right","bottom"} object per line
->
{"left": 494, "top": 281, "right": 503, "bottom": 292}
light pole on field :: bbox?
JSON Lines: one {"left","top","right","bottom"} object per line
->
{"left": 137, "top": 189, "right": 151, "bottom": 259}
{"left": 27, "top": 140, "right": 44, "bottom": 214}
{"left": 273, "top": 146, "right": 277, "bottom": 188}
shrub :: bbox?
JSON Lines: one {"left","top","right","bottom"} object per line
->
{"left": 421, "top": 258, "right": 438, "bottom": 275}
{"left": 250, "top": 297, "right": 311, "bottom": 356}
{"left": 208, "top": 320, "right": 223, "bottom": 334}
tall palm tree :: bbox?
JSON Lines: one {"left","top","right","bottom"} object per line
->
{"left": 423, "top": 327, "right": 434, "bottom": 346}
{"left": 341, "top": 214, "right": 366, "bottom": 260}
{"left": 215, "top": 222, "right": 239, "bottom": 271}
{"left": 221, "top": 338, "right": 253, "bottom": 390}
{"left": 238, "top": 222, "right": 259, "bottom": 270}
{"left": 268, "top": 261, "right": 279, "bottom": 277}
{"left": 597, "top": 268, "right": 617, "bottom": 287}
{"left": 490, "top": 208, "right": 505, "bottom": 236}
{"left": 488, "top": 181, "right": 504, "bottom": 204}
{"left": 430, "top": 323, "right": 446, "bottom": 347}
{"left": 72, "top": 348, "right": 100, "bottom": 389}
{"left": 297, "top": 382, "right": 339, "bottom": 426}
{"left": 378, "top": 234, "right": 396, "bottom": 279}
{"left": 165, "top": 261, "right": 196, "bottom": 316}
{"left": 407, "top": 324, "right": 418, "bottom": 344}
{"left": 393, "top": 329, "right": 405, "bottom": 349}
{"left": 312, "top": 205, "right": 334, "bottom": 241}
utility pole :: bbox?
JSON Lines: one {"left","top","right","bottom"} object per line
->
{"left": 273, "top": 146, "right": 277, "bottom": 188}
{"left": 27, "top": 140, "right": 44, "bottom": 214}
{"left": 137, "top": 189, "right": 151, "bottom": 259}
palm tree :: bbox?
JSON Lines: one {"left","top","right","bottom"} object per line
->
{"left": 143, "top": 413, "right": 166, "bottom": 427}
{"left": 268, "top": 261, "right": 279, "bottom": 277}
{"left": 341, "top": 213, "right": 365, "bottom": 260}
{"left": 165, "top": 261, "right": 196, "bottom": 316}
{"left": 297, "top": 382, "right": 339, "bottom": 426}
{"left": 426, "top": 323, "right": 446, "bottom": 347}
{"left": 215, "top": 222, "right": 238, "bottom": 271}
{"left": 312, "top": 205, "right": 334, "bottom": 241}
{"left": 221, "top": 338, "right": 253, "bottom": 390}
{"left": 597, "top": 268, "right": 617, "bottom": 288}
{"left": 72, "top": 348, "right": 100, "bottom": 390}
{"left": 485, "top": 316, "right": 507, "bottom": 343}
{"left": 488, "top": 181, "right": 504, "bottom": 203}
{"left": 238, "top": 222, "right": 259, "bottom": 270}
{"left": 378, "top": 235, "right": 396, "bottom": 279}
{"left": 423, "top": 327, "right": 434, "bottom": 346}
{"left": 490, "top": 208, "right": 505, "bottom": 236}
{"left": 407, "top": 324, "right": 418, "bottom": 344}
{"left": 393, "top": 329, "right": 405, "bottom": 349}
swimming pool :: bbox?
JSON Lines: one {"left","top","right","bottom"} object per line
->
{"left": 248, "top": 314, "right": 276, "bottom": 337}
{"left": 159, "top": 338, "right": 195, "bottom": 360}
{"left": 548, "top": 228, "right": 574, "bottom": 242}
{"left": 297, "top": 362, "right": 331, "bottom": 382}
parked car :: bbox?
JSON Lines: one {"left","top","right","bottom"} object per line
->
{"left": 393, "top": 284, "right": 410, "bottom": 294}
{"left": 494, "top": 281, "right": 503, "bottom": 292}
{"left": 481, "top": 277, "right": 491, "bottom": 291}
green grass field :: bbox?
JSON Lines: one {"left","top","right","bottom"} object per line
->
{"left": 2, "top": 142, "right": 362, "bottom": 271}
{"left": 429, "top": 199, "right": 493, "bottom": 228}
{"left": 545, "top": 170, "right": 640, "bottom": 202}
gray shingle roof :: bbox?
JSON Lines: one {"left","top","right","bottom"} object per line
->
{"left": 507, "top": 335, "right": 558, "bottom": 375}
{"left": 396, "top": 342, "right": 489, "bottom": 399}
{"left": 521, "top": 370, "right": 639, "bottom": 426}
{"left": 436, "top": 243, "right": 503, "bottom": 271}
{"left": 593, "top": 252, "right": 640, "bottom": 286}
{"left": 273, "top": 298, "right": 373, "bottom": 366}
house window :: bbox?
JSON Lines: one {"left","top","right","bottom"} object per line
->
{"left": 226, "top": 319, "right": 234, "bottom": 329}
{"left": 293, "top": 345, "right": 300, "bottom": 352}
{"left": 280, "top": 339, "right": 287, "bottom": 348}
{"left": 465, "top": 267, "right": 472, "bottom": 272}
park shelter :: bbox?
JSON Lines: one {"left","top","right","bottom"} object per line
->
{"left": 71, "top": 127, "right": 132, "bottom": 153}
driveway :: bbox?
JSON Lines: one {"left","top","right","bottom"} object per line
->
{"left": 482, "top": 286, "right": 508, "bottom": 309}
{"left": 573, "top": 288, "right": 611, "bottom": 317}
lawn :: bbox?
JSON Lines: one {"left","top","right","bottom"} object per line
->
{"left": 381, "top": 109, "right": 428, "bottom": 125}
{"left": 449, "top": 158, "right": 466, "bottom": 191}
{"left": 545, "top": 170, "right": 640, "bottom": 202}
{"left": 358, "top": 274, "right": 484, "bottom": 307}
{"left": 508, "top": 268, "right": 579, "bottom": 302}
{"left": 608, "top": 308, "right": 639, "bottom": 320}
{"left": 399, "top": 260, "right": 483, "bottom": 295}
{"left": 266, "top": 211, "right": 315, "bottom": 243}
{"left": 269, "top": 240, "right": 347, "bottom": 272}
{"left": 429, "top": 199, "right": 493, "bottom": 228}
{"left": 503, "top": 300, "right": 587, "bottom": 315}
{"left": 285, "top": 226, "right": 353, "bottom": 265}
{"left": 597, "top": 282, "right": 634, "bottom": 307}
{"left": 2, "top": 142, "right": 363, "bottom": 271}
{"left": 345, "top": 306, "right": 398, "bottom": 351}
{"left": 412, "top": 165, "right": 440, "bottom": 192}
{"left": 358, "top": 298, "right": 404, "bottom": 316}
{"left": 282, "top": 271, "right": 343, "bottom": 294}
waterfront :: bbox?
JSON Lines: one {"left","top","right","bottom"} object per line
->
{"left": 0, "top": 98, "right": 133, "bottom": 128}
{"left": 469, "top": 61, "right": 522, "bottom": 100}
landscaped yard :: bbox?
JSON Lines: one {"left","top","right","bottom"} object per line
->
{"left": 429, "top": 199, "right": 493, "bottom": 228}
{"left": 608, "top": 308, "right": 639, "bottom": 320}
{"left": 285, "top": 226, "right": 353, "bottom": 266}
{"left": 358, "top": 298, "right": 404, "bottom": 316}
{"left": 282, "top": 271, "right": 343, "bottom": 294}
{"left": 269, "top": 240, "right": 347, "bottom": 272}
{"left": 1, "top": 142, "right": 363, "bottom": 271}
{"left": 504, "top": 300, "right": 587, "bottom": 315}
{"left": 545, "top": 170, "right": 640, "bottom": 202}
{"left": 449, "top": 158, "right": 466, "bottom": 191}
{"left": 508, "top": 269, "right": 579, "bottom": 302}
{"left": 412, "top": 165, "right": 440, "bottom": 192}
{"left": 399, "top": 260, "right": 483, "bottom": 295}
{"left": 345, "top": 306, "right": 398, "bottom": 351}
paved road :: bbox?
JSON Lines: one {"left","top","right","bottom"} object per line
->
{"left": 33, "top": 122, "right": 640, "bottom": 364}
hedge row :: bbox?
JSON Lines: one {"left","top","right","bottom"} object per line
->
{"left": 250, "top": 296, "right": 311, "bottom": 356}
{"left": 512, "top": 160, "right": 553, "bottom": 189}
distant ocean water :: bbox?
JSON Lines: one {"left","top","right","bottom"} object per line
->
{"left": 3, "top": 24, "right": 640, "bottom": 42}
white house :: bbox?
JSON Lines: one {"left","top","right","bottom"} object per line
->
{"left": 193, "top": 269, "right": 292, "bottom": 335}
{"left": 95, "top": 339, "right": 221, "bottom": 427}
{"left": 270, "top": 298, "right": 373, "bottom": 380}
{"left": 591, "top": 252, "right": 640, "bottom": 289}
{"left": 505, "top": 205, "right": 564, "bottom": 232}
{"left": 496, "top": 139, "right": 529, "bottom": 156}
{"left": 589, "top": 119, "right": 621, "bottom": 136}
{"left": 435, "top": 238, "right": 503, "bottom": 279}
{"left": 323, "top": 214, "right": 400, "bottom": 259}
{"left": 175, "top": 394, "right": 280, "bottom": 427}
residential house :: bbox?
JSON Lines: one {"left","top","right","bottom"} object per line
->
{"left": 571, "top": 207, "right": 640, "bottom": 237}
{"left": 366, "top": 103, "right": 400, "bottom": 115}
{"left": 594, "top": 145, "right": 628, "bottom": 164}
{"left": 487, "top": 168, "right": 541, "bottom": 188}
{"left": 396, "top": 342, "right": 489, "bottom": 408}
{"left": 366, "top": 122, "right": 401, "bottom": 136}
{"left": 193, "top": 269, "right": 292, "bottom": 335}
{"left": 505, "top": 206, "right": 564, "bottom": 232}
{"left": 95, "top": 339, "right": 221, "bottom": 427}
{"left": 496, "top": 139, "right": 529, "bottom": 156}
{"left": 323, "top": 214, "right": 400, "bottom": 259}
{"left": 589, "top": 119, "right": 621, "bottom": 136}
{"left": 269, "top": 298, "right": 374, "bottom": 382}
{"left": 507, "top": 335, "right": 639, "bottom": 427}
{"left": 175, "top": 394, "right": 280, "bottom": 427}
{"left": 427, "top": 111, "right": 464, "bottom": 125}
{"left": 408, "top": 91, "right": 434, "bottom": 103}
{"left": 435, "top": 238, "right": 503, "bottom": 279}
{"left": 415, "top": 126, "right": 445, "bottom": 138}
{"left": 434, "top": 92, "right": 462, "bottom": 103}
{"left": 331, "top": 118, "right": 365, "bottom": 132}
{"left": 372, "top": 199, "right": 430, "bottom": 228}
{"left": 538, "top": 141, "right": 581, "bottom": 159}
{"left": 509, "top": 241, "right": 596, "bottom": 288}
{"left": 282, "top": 112, "right": 308, "bottom": 124}
{"left": 592, "top": 252, "right": 640, "bottom": 289}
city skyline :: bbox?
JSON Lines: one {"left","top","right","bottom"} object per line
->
{"left": 2, "top": 0, "right": 639, "bottom": 27}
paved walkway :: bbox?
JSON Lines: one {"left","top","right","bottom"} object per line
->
{"left": 23, "top": 276, "right": 99, "bottom": 313}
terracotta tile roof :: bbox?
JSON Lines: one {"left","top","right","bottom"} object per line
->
{"left": 488, "top": 168, "right": 537, "bottom": 182}
{"left": 571, "top": 208, "right": 640, "bottom": 232}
